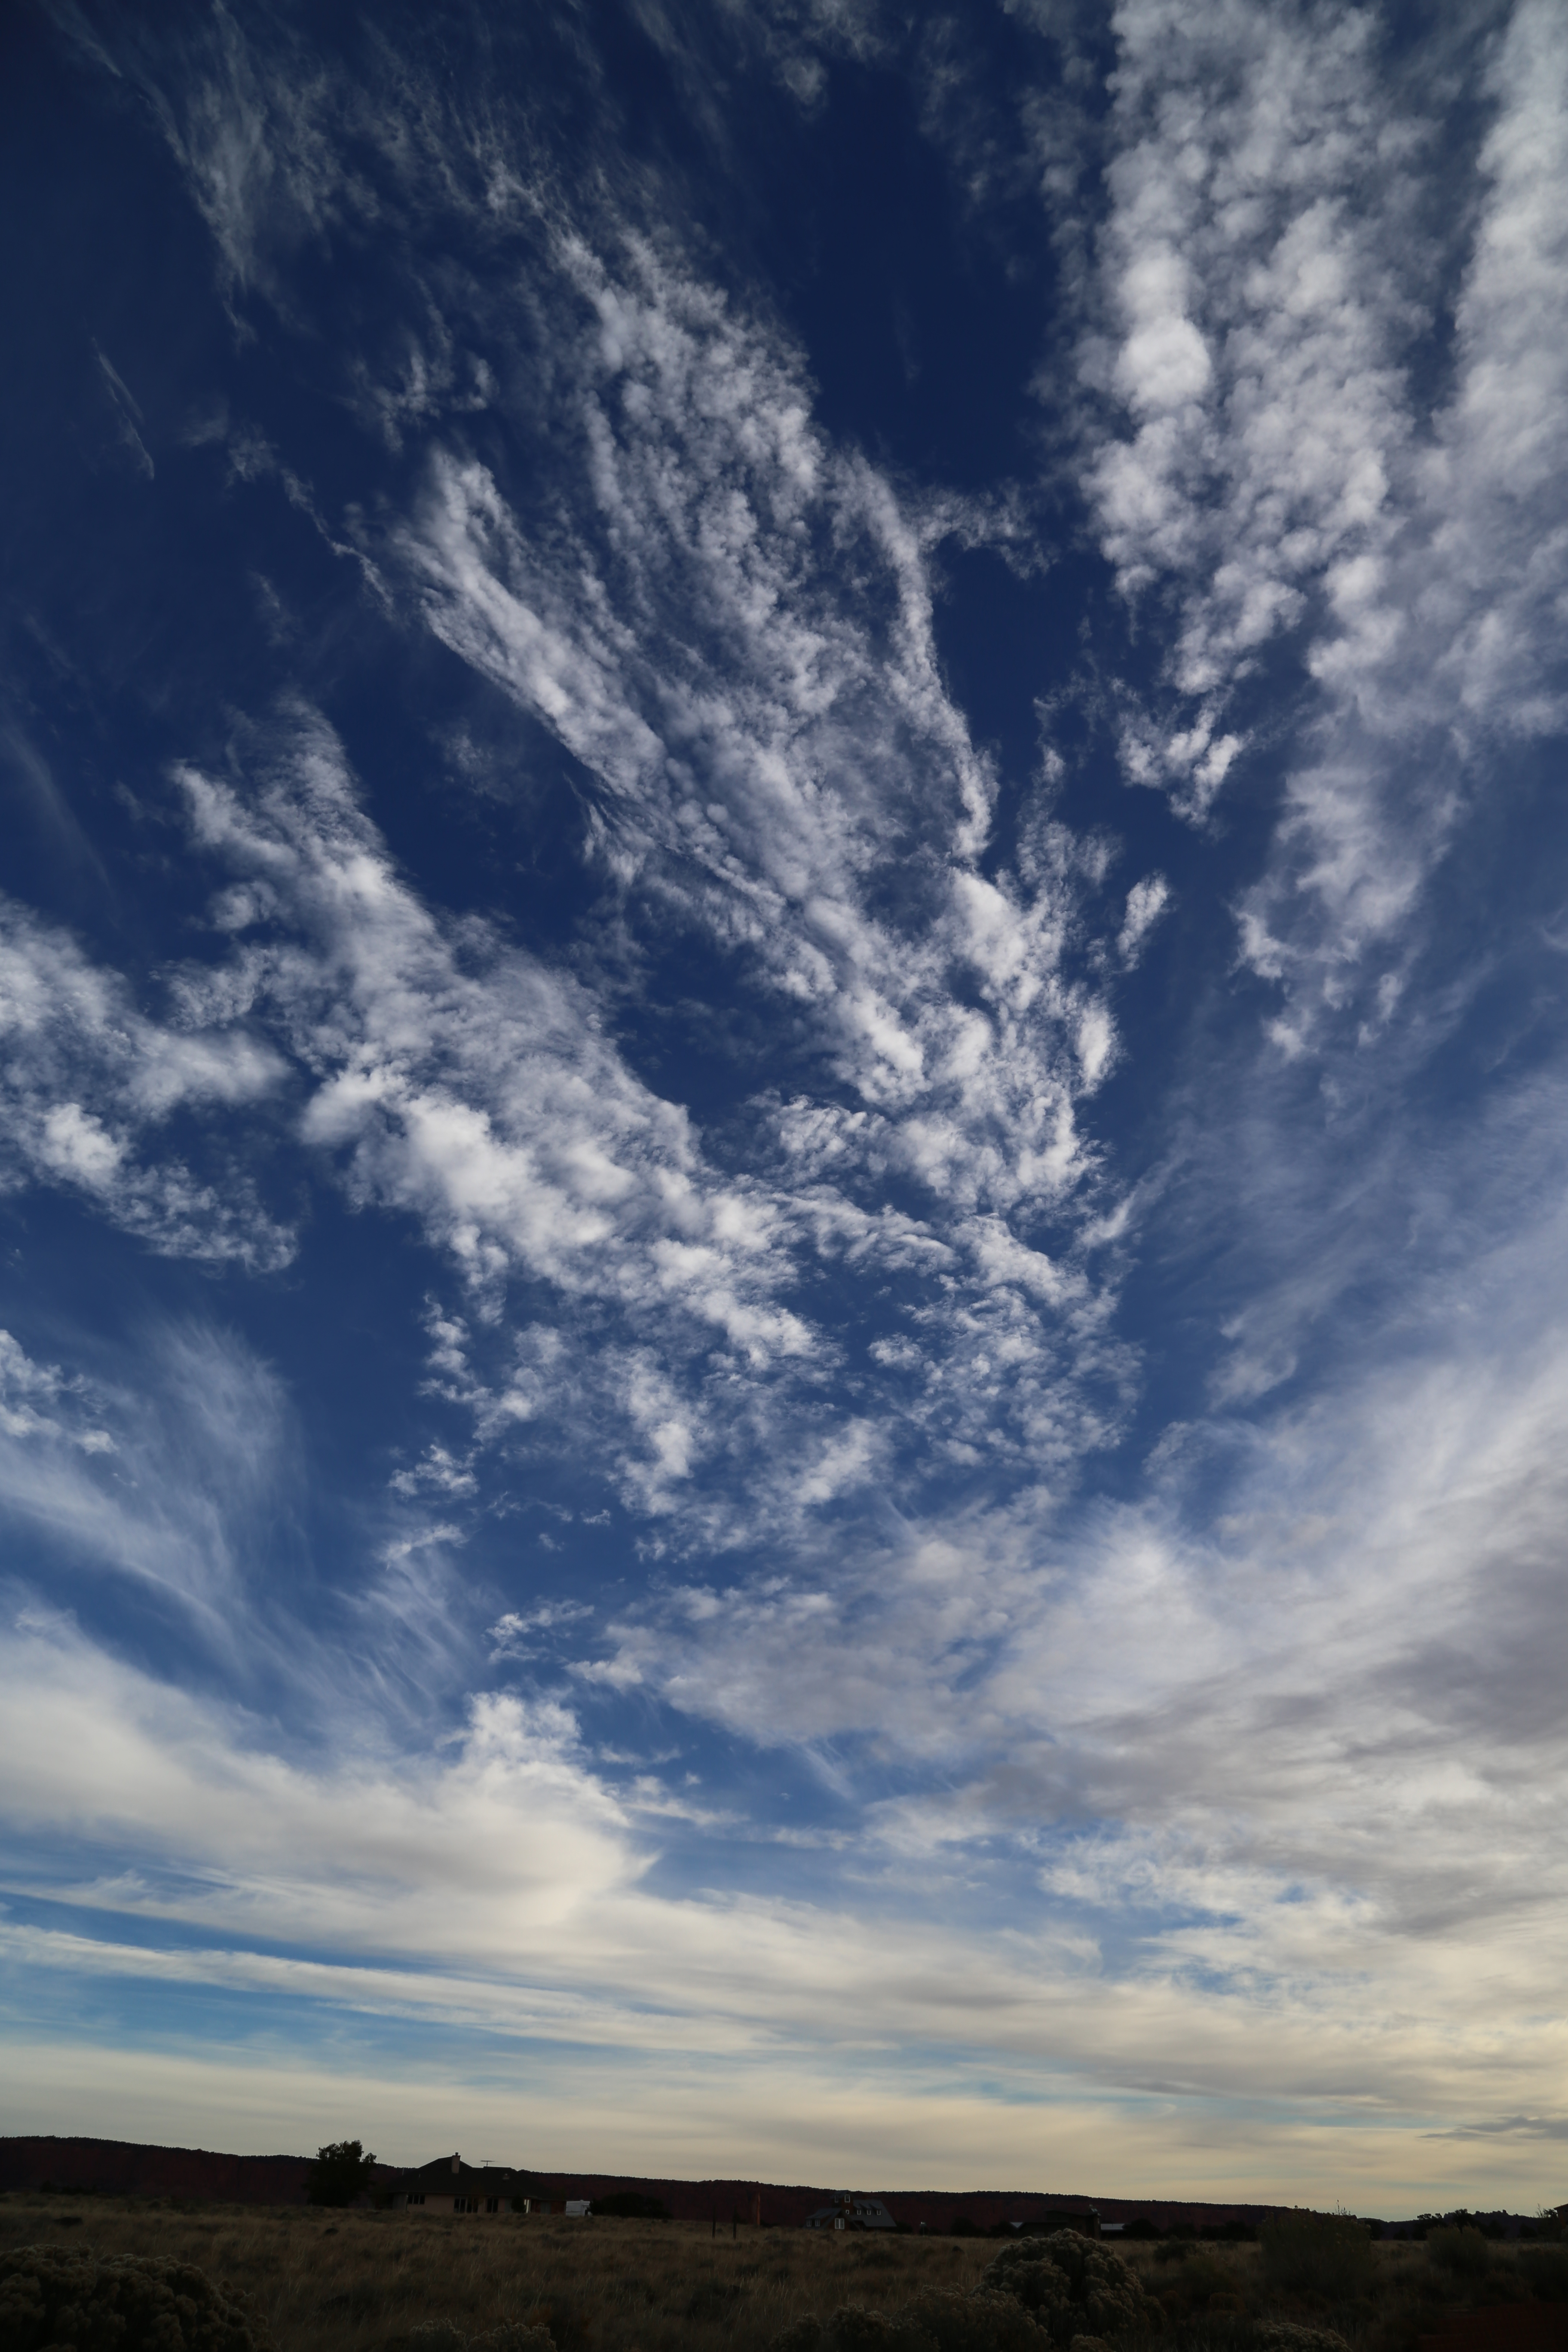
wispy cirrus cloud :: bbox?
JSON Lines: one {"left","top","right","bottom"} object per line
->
{"left": 0, "top": 1317, "right": 302, "bottom": 1679}
{"left": 0, "top": 894, "right": 292, "bottom": 1268}
{"left": 1081, "top": 0, "right": 1425, "bottom": 719}
{"left": 1072, "top": 0, "right": 1568, "bottom": 1035}
{"left": 377, "top": 220, "right": 1150, "bottom": 1490}
{"left": 14, "top": 0, "right": 1568, "bottom": 2206}
{"left": 582, "top": 1158, "right": 1568, "bottom": 2099}
{"left": 176, "top": 710, "right": 816, "bottom": 1366}
{"left": 396, "top": 233, "right": 1118, "bottom": 1214}
{"left": 34, "top": 2, "right": 1155, "bottom": 1515}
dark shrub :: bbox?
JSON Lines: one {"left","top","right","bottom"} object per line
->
{"left": 406, "top": 2328, "right": 555, "bottom": 2352}
{"left": 1519, "top": 2246, "right": 1568, "bottom": 2302}
{"left": 1258, "top": 2214, "right": 1375, "bottom": 2300}
{"left": 1157, "top": 2249, "right": 1250, "bottom": 2315}
{"left": 982, "top": 2230, "right": 1164, "bottom": 2343}
{"left": 768, "top": 2309, "right": 935, "bottom": 2352}
{"left": 769, "top": 2280, "right": 1093, "bottom": 2352}
{"left": 1154, "top": 2327, "right": 1348, "bottom": 2352}
{"left": 1121, "top": 2218, "right": 1157, "bottom": 2241}
{"left": 1427, "top": 2227, "right": 1492, "bottom": 2281}
{"left": 0, "top": 2245, "right": 266, "bottom": 2352}
{"left": 907, "top": 2288, "right": 1057, "bottom": 2352}
{"left": 589, "top": 2191, "right": 670, "bottom": 2220}
{"left": 780, "top": 2294, "right": 1056, "bottom": 2352}
{"left": 827, "top": 2307, "right": 937, "bottom": 2352}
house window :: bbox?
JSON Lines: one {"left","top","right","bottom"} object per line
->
{"left": 487, "top": 2199, "right": 498, "bottom": 2214}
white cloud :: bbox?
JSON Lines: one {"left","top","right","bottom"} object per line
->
{"left": 391, "top": 1444, "right": 478, "bottom": 1499}
{"left": 1083, "top": 0, "right": 1418, "bottom": 692}
{"left": 36, "top": 5, "right": 1160, "bottom": 1531}
{"left": 6, "top": 1400, "right": 1568, "bottom": 2195}
{"left": 0, "top": 689, "right": 1106, "bottom": 1556}
{"left": 15, "top": 2030, "right": 1556, "bottom": 2206}
{"left": 1074, "top": 0, "right": 1568, "bottom": 1026}
{"left": 544, "top": 1081, "right": 1568, "bottom": 2134}
{"left": 0, "top": 895, "right": 291, "bottom": 1266}
{"left": 0, "top": 1319, "right": 305, "bottom": 1647}
{"left": 0, "top": 1330, "right": 113, "bottom": 1454}
{"left": 36, "top": 0, "right": 1568, "bottom": 2206}
{"left": 489, "top": 1599, "right": 594, "bottom": 1658}
{"left": 1240, "top": 0, "right": 1568, "bottom": 1007}
{"left": 1116, "top": 873, "right": 1170, "bottom": 963}
{"left": 367, "top": 218, "right": 1154, "bottom": 1496}
{"left": 174, "top": 713, "right": 814, "bottom": 1369}
{"left": 0, "top": 1617, "right": 636, "bottom": 1958}
{"left": 396, "top": 232, "right": 1115, "bottom": 1226}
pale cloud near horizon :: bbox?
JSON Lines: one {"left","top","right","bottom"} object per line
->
{"left": 4, "top": 1176, "right": 1567, "bottom": 2164}
{"left": 14, "top": 2034, "right": 1559, "bottom": 2207}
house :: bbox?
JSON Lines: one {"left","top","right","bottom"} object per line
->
{"left": 389, "top": 2153, "right": 533, "bottom": 2215}
{"left": 805, "top": 2193, "right": 897, "bottom": 2233}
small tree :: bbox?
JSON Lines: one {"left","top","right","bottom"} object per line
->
{"left": 306, "top": 2139, "right": 377, "bottom": 2207}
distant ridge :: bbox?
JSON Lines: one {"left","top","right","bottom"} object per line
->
{"left": 0, "top": 2135, "right": 1288, "bottom": 2231}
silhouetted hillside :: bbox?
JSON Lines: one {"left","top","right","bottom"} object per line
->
{"left": 1, "top": 2137, "right": 1291, "bottom": 2232}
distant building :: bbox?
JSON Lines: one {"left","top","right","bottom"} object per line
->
{"left": 389, "top": 2154, "right": 532, "bottom": 2215}
{"left": 805, "top": 2193, "right": 897, "bottom": 2233}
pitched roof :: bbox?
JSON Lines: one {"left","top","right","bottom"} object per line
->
{"left": 394, "top": 2153, "right": 530, "bottom": 2188}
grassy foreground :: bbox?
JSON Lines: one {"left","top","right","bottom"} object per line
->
{"left": 2, "top": 2200, "right": 993, "bottom": 2352}
{"left": 2, "top": 2193, "right": 1563, "bottom": 2352}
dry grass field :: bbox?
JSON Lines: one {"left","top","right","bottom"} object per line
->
{"left": 0, "top": 2197, "right": 998, "bottom": 2352}
{"left": 3, "top": 2193, "right": 1565, "bottom": 2352}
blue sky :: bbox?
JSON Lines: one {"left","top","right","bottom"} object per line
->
{"left": 2, "top": 0, "right": 1567, "bottom": 2208}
